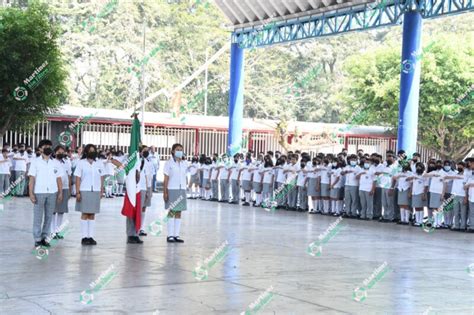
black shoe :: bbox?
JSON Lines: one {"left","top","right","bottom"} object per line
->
{"left": 53, "top": 234, "right": 60, "bottom": 240}
{"left": 127, "top": 236, "right": 143, "bottom": 244}
{"left": 139, "top": 230, "right": 147, "bottom": 236}
{"left": 242, "top": 202, "right": 250, "bottom": 206}
{"left": 41, "top": 239, "right": 51, "bottom": 247}
{"left": 173, "top": 236, "right": 184, "bottom": 243}
{"left": 35, "top": 241, "right": 42, "bottom": 247}
{"left": 167, "top": 236, "right": 175, "bottom": 243}
{"left": 81, "top": 238, "right": 89, "bottom": 245}
{"left": 466, "top": 229, "right": 474, "bottom": 233}
{"left": 451, "top": 228, "right": 460, "bottom": 231}
{"left": 88, "top": 238, "right": 97, "bottom": 245}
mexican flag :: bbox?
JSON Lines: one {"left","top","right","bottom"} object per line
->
{"left": 121, "top": 115, "right": 142, "bottom": 232}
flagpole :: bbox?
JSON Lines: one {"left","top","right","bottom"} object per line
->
{"left": 140, "top": 0, "right": 146, "bottom": 142}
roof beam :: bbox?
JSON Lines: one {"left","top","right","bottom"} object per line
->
{"left": 214, "top": 0, "right": 238, "bottom": 24}
{"left": 221, "top": 0, "right": 246, "bottom": 24}
{"left": 295, "top": 0, "right": 310, "bottom": 11}
{"left": 234, "top": 0, "right": 255, "bottom": 23}
{"left": 244, "top": 0, "right": 265, "bottom": 21}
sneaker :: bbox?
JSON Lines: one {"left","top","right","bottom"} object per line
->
{"left": 88, "top": 238, "right": 97, "bottom": 245}
{"left": 127, "top": 236, "right": 143, "bottom": 244}
{"left": 35, "top": 241, "right": 42, "bottom": 247}
{"left": 139, "top": 230, "right": 147, "bottom": 236}
{"left": 173, "top": 236, "right": 184, "bottom": 243}
{"left": 242, "top": 202, "right": 250, "bottom": 206}
{"left": 167, "top": 236, "right": 175, "bottom": 243}
{"left": 41, "top": 239, "right": 51, "bottom": 247}
{"left": 81, "top": 238, "right": 89, "bottom": 245}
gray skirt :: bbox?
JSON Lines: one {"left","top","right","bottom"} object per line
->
{"left": 398, "top": 190, "right": 411, "bottom": 206}
{"left": 262, "top": 183, "right": 273, "bottom": 194}
{"left": 429, "top": 192, "right": 442, "bottom": 209}
{"left": 242, "top": 180, "right": 252, "bottom": 191}
{"left": 190, "top": 174, "right": 200, "bottom": 185}
{"left": 165, "top": 189, "right": 187, "bottom": 212}
{"left": 202, "top": 178, "right": 210, "bottom": 189}
{"left": 75, "top": 191, "right": 101, "bottom": 214}
{"left": 330, "top": 187, "right": 341, "bottom": 199}
{"left": 320, "top": 183, "right": 330, "bottom": 197}
{"left": 307, "top": 178, "right": 318, "bottom": 196}
{"left": 55, "top": 189, "right": 70, "bottom": 213}
{"left": 252, "top": 182, "right": 263, "bottom": 193}
{"left": 412, "top": 193, "right": 427, "bottom": 208}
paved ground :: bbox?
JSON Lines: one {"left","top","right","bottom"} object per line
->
{"left": 0, "top": 194, "right": 473, "bottom": 315}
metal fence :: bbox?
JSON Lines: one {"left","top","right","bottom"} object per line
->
{"left": 1, "top": 121, "right": 51, "bottom": 148}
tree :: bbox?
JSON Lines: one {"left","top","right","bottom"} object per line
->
{"left": 0, "top": 1, "right": 68, "bottom": 139}
{"left": 341, "top": 34, "right": 474, "bottom": 160}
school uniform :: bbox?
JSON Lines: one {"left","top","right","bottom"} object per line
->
{"left": 29, "top": 156, "right": 62, "bottom": 243}
{"left": 145, "top": 158, "right": 154, "bottom": 207}
{"left": 358, "top": 167, "right": 376, "bottom": 219}
{"left": 380, "top": 164, "right": 396, "bottom": 221}
{"left": 163, "top": 157, "right": 188, "bottom": 240}
{"left": 297, "top": 166, "right": 308, "bottom": 211}
{"left": 343, "top": 165, "right": 360, "bottom": 216}
{"left": 330, "top": 167, "right": 343, "bottom": 215}
{"left": 397, "top": 171, "right": 412, "bottom": 223}
{"left": 468, "top": 175, "right": 474, "bottom": 232}
{"left": 115, "top": 154, "right": 126, "bottom": 196}
{"left": 411, "top": 174, "right": 428, "bottom": 225}
{"left": 450, "top": 171, "right": 468, "bottom": 230}
{"left": 104, "top": 159, "right": 116, "bottom": 198}
{"left": 12, "top": 152, "right": 28, "bottom": 196}
{"left": 229, "top": 161, "right": 241, "bottom": 204}
{"left": 74, "top": 159, "right": 104, "bottom": 214}
{"left": 373, "top": 164, "right": 384, "bottom": 219}
{"left": 428, "top": 169, "right": 446, "bottom": 227}
{"left": 51, "top": 158, "right": 71, "bottom": 235}
{"left": 286, "top": 163, "right": 299, "bottom": 210}
{"left": 0, "top": 155, "right": 11, "bottom": 195}
{"left": 201, "top": 164, "right": 211, "bottom": 200}
{"left": 442, "top": 168, "right": 457, "bottom": 227}
{"left": 218, "top": 162, "right": 231, "bottom": 202}
{"left": 252, "top": 163, "right": 264, "bottom": 206}
{"left": 275, "top": 165, "right": 287, "bottom": 207}
{"left": 262, "top": 167, "right": 274, "bottom": 206}
{"left": 319, "top": 165, "right": 331, "bottom": 213}
{"left": 210, "top": 163, "right": 219, "bottom": 200}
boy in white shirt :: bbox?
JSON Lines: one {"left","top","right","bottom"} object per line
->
{"left": 407, "top": 163, "right": 429, "bottom": 226}
{"left": 297, "top": 159, "right": 309, "bottom": 212}
{"left": 28, "top": 139, "right": 63, "bottom": 247}
{"left": 284, "top": 154, "right": 299, "bottom": 211}
{"left": 229, "top": 154, "right": 242, "bottom": 204}
{"left": 252, "top": 156, "right": 264, "bottom": 206}
{"left": 218, "top": 155, "right": 231, "bottom": 202}
{"left": 356, "top": 159, "right": 376, "bottom": 220}
{"left": 210, "top": 158, "right": 219, "bottom": 201}
{"left": 444, "top": 162, "right": 468, "bottom": 231}
{"left": 12, "top": 144, "right": 28, "bottom": 196}
{"left": 241, "top": 155, "right": 254, "bottom": 206}
{"left": 0, "top": 149, "right": 11, "bottom": 195}
{"left": 465, "top": 158, "right": 474, "bottom": 233}
{"left": 341, "top": 155, "right": 360, "bottom": 218}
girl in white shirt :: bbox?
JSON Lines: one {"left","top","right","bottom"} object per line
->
{"left": 261, "top": 157, "right": 275, "bottom": 208}
{"left": 201, "top": 157, "right": 212, "bottom": 200}
{"left": 75, "top": 144, "right": 105, "bottom": 246}
{"left": 52, "top": 145, "right": 72, "bottom": 238}
{"left": 444, "top": 162, "right": 468, "bottom": 231}
{"left": 329, "top": 161, "right": 344, "bottom": 216}
{"left": 187, "top": 157, "right": 200, "bottom": 199}
{"left": 407, "top": 163, "right": 428, "bottom": 226}
{"left": 394, "top": 165, "right": 412, "bottom": 224}
{"left": 297, "top": 159, "right": 309, "bottom": 212}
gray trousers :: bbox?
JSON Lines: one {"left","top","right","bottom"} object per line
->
{"left": 287, "top": 185, "right": 297, "bottom": 208}
{"left": 231, "top": 179, "right": 239, "bottom": 203}
{"left": 374, "top": 187, "right": 382, "bottom": 218}
{"left": 276, "top": 182, "right": 286, "bottom": 207}
{"left": 298, "top": 186, "right": 308, "bottom": 210}
{"left": 382, "top": 188, "right": 395, "bottom": 220}
{"left": 0, "top": 174, "right": 10, "bottom": 194}
{"left": 126, "top": 217, "right": 137, "bottom": 236}
{"left": 452, "top": 195, "right": 467, "bottom": 229}
{"left": 344, "top": 186, "right": 359, "bottom": 216}
{"left": 469, "top": 202, "right": 474, "bottom": 231}
{"left": 211, "top": 179, "right": 218, "bottom": 199}
{"left": 33, "top": 193, "right": 57, "bottom": 242}
{"left": 443, "top": 193, "right": 453, "bottom": 226}
{"left": 219, "top": 179, "right": 230, "bottom": 201}
{"left": 13, "top": 171, "right": 26, "bottom": 196}
{"left": 359, "top": 190, "right": 374, "bottom": 219}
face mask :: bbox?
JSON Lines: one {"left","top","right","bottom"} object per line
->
{"left": 350, "top": 161, "right": 357, "bottom": 166}
{"left": 19, "top": 149, "right": 25, "bottom": 154}
{"left": 56, "top": 153, "right": 64, "bottom": 159}
{"left": 234, "top": 159, "right": 238, "bottom": 163}
{"left": 364, "top": 163, "right": 370, "bottom": 169}
{"left": 87, "top": 151, "right": 97, "bottom": 159}
{"left": 13, "top": 149, "right": 17, "bottom": 153}
{"left": 175, "top": 151, "right": 183, "bottom": 159}
{"left": 43, "top": 147, "right": 53, "bottom": 156}
{"left": 142, "top": 151, "right": 150, "bottom": 158}
{"left": 457, "top": 168, "right": 463, "bottom": 173}
{"left": 301, "top": 163, "right": 306, "bottom": 168}
{"left": 27, "top": 150, "right": 32, "bottom": 154}
{"left": 436, "top": 165, "right": 442, "bottom": 170}
{"left": 312, "top": 162, "right": 317, "bottom": 166}
{"left": 443, "top": 166, "right": 450, "bottom": 172}
{"left": 412, "top": 158, "right": 418, "bottom": 163}
{"left": 387, "top": 160, "right": 393, "bottom": 166}
{"left": 373, "top": 160, "right": 379, "bottom": 165}
{"left": 416, "top": 168, "right": 423, "bottom": 175}
{"left": 35, "top": 152, "right": 41, "bottom": 157}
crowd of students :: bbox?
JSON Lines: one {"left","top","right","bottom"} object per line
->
{"left": 1, "top": 140, "right": 473, "bottom": 250}
{"left": 187, "top": 149, "right": 474, "bottom": 232}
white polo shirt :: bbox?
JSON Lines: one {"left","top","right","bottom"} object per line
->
{"left": 344, "top": 165, "right": 360, "bottom": 186}
{"left": 252, "top": 163, "right": 264, "bottom": 183}
{"left": 13, "top": 153, "right": 28, "bottom": 172}
{"left": 163, "top": 158, "right": 188, "bottom": 190}
{"left": 276, "top": 165, "right": 286, "bottom": 183}
{"left": 450, "top": 171, "right": 468, "bottom": 197}
{"left": 189, "top": 163, "right": 199, "bottom": 176}
{"left": 241, "top": 164, "right": 253, "bottom": 181}
{"left": 330, "top": 168, "right": 343, "bottom": 188}
{"left": 359, "top": 167, "right": 376, "bottom": 192}
{"left": 218, "top": 162, "right": 230, "bottom": 179}
{"left": 145, "top": 159, "right": 154, "bottom": 188}
{"left": 29, "top": 157, "right": 62, "bottom": 194}
{"left": 57, "top": 159, "right": 72, "bottom": 188}
{"left": 468, "top": 177, "right": 474, "bottom": 203}
{"left": 74, "top": 159, "right": 105, "bottom": 192}
{"left": 320, "top": 166, "right": 331, "bottom": 185}
{"left": 297, "top": 165, "right": 307, "bottom": 187}
{"left": 262, "top": 167, "right": 274, "bottom": 184}
{"left": 202, "top": 164, "right": 211, "bottom": 179}
{"left": 412, "top": 174, "right": 429, "bottom": 195}
{"left": 397, "top": 171, "right": 412, "bottom": 191}
{"left": 428, "top": 170, "right": 445, "bottom": 194}
{"left": 230, "top": 162, "right": 241, "bottom": 180}
{"left": 0, "top": 155, "right": 11, "bottom": 174}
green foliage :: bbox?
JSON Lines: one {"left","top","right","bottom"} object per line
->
{"left": 0, "top": 1, "right": 68, "bottom": 137}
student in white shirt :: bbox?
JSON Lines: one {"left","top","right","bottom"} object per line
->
{"left": 356, "top": 159, "right": 377, "bottom": 220}
{"left": 241, "top": 154, "right": 254, "bottom": 206}
{"left": 0, "top": 149, "right": 12, "bottom": 195}
{"left": 329, "top": 160, "right": 344, "bottom": 215}
{"left": 12, "top": 144, "right": 28, "bottom": 196}
{"left": 318, "top": 158, "right": 332, "bottom": 214}
{"left": 424, "top": 161, "right": 446, "bottom": 227}
{"left": 465, "top": 158, "right": 474, "bottom": 233}
{"left": 297, "top": 159, "right": 309, "bottom": 212}
{"left": 210, "top": 157, "right": 219, "bottom": 201}
{"left": 74, "top": 144, "right": 105, "bottom": 246}
{"left": 218, "top": 154, "right": 231, "bottom": 202}
{"left": 188, "top": 156, "right": 201, "bottom": 199}
{"left": 444, "top": 162, "right": 469, "bottom": 231}
{"left": 163, "top": 143, "right": 188, "bottom": 243}
{"left": 341, "top": 155, "right": 360, "bottom": 217}
{"left": 229, "top": 154, "right": 242, "bottom": 204}
{"left": 138, "top": 146, "right": 154, "bottom": 238}
{"left": 274, "top": 156, "right": 287, "bottom": 209}
{"left": 28, "top": 139, "right": 63, "bottom": 247}
{"left": 441, "top": 160, "right": 457, "bottom": 228}
{"left": 394, "top": 164, "right": 412, "bottom": 224}
{"left": 407, "top": 163, "right": 428, "bottom": 226}
{"left": 284, "top": 154, "right": 299, "bottom": 211}
{"left": 261, "top": 157, "right": 274, "bottom": 208}
{"left": 307, "top": 157, "right": 321, "bottom": 214}
{"left": 201, "top": 157, "right": 212, "bottom": 200}
{"left": 51, "top": 145, "right": 72, "bottom": 238}
{"left": 252, "top": 155, "right": 265, "bottom": 207}
{"left": 103, "top": 152, "right": 116, "bottom": 198}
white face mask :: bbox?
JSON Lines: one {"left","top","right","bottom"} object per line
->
{"left": 364, "top": 163, "right": 370, "bottom": 169}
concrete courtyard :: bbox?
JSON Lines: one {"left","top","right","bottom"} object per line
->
{"left": 0, "top": 194, "right": 473, "bottom": 314}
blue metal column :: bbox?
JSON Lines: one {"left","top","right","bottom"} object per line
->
{"left": 397, "top": 11, "right": 422, "bottom": 154}
{"left": 227, "top": 42, "right": 245, "bottom": 156}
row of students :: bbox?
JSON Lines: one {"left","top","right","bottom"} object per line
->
{"left": 185, "top": 151, "right": 474, "bottom": 232}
